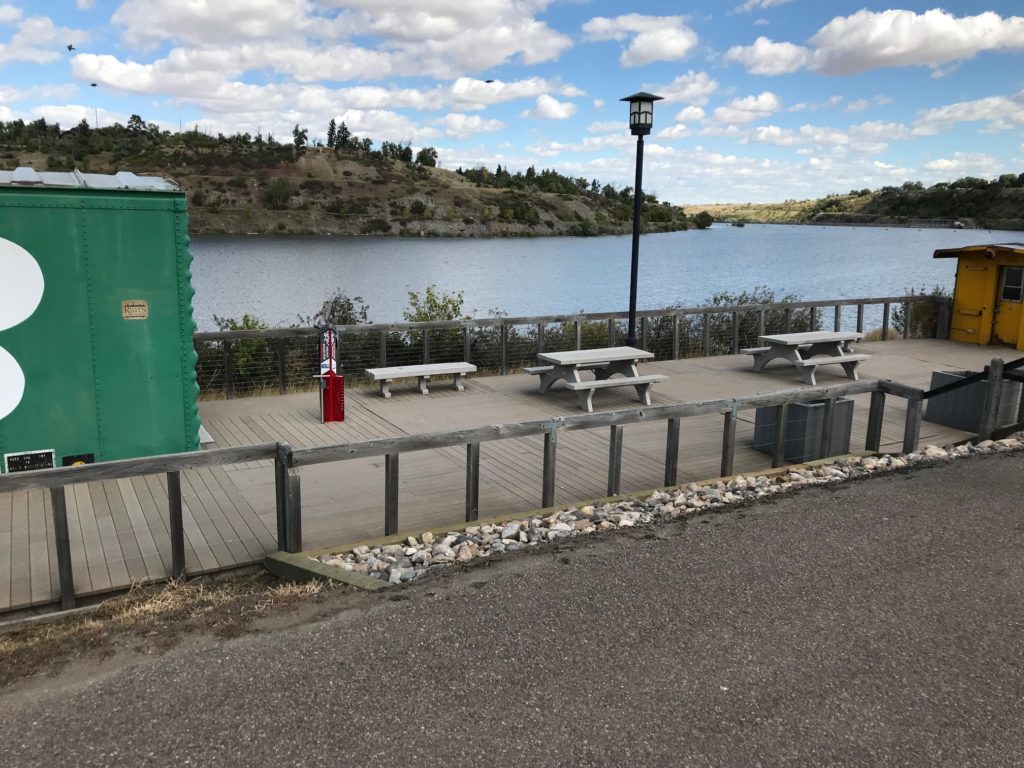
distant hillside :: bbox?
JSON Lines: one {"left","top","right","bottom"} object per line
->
{"left": 0, "top": 116, "right": 701, "bottom": 237}
{"left": 684, "top": 174, "right": 1024, "bottom": 231}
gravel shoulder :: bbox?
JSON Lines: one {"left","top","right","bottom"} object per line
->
{"left": 1, "top": 451, "right": 1022, "bottom": 767}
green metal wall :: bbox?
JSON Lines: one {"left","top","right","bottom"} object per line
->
{"left": 0, "top": 187, "right": 200, "bottom": 469}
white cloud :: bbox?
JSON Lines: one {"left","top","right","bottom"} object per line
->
{"left": 789, "top": 95, "right": 842, "bottom": 112}
{"left": 724, "top": 36, "right": 811, "bottom": 75}
{"left": 659, "top": 71, "right": 718, "bottom": 106}
{"left": 729, "top": 9, "right": 1024, "bottom": 76}
{"left": 587, "top": 121, "right": 623, "bottom": 133}
{"left": 0, "top": 5, "right": 20, "bottom": 24}
{"left": 712, "top": 92, "right": 780, "bottom": 124}
{"left": 593, "top": 99, "right": 604, "bottom": 109}
{"left": 923, "top": 152, "right": 1001, "bottom": 176}
{"left": 674, "top": 105, "right": 705, "bottom": 123}
{"left": 747, "top": 125, "right": 798, "bottom": 145}
{"left": 441, "top": 113, "right": 504, "bottom": 139}
{"left": 733, "top": 0, "right": 792, "bottom": 13}
{"left": 521, "top": 94, "right": 576, "bottom": 120}
{"left": 75, "top": 0, "right": 95, "bottom": 9}
{"left": 0, "top": 83, "right": 77, "bottom": 102}
{"left": 845, "top": 99, "right": 869, "bottom": 113}
{"left": 913, "top": 91, "right": 1024, "bottom": 135}
{"left": 0, "top": 14, "right": 84, "bottom": 66}
{"left": 582, "top": 14, "right": 698, "bottom": 67}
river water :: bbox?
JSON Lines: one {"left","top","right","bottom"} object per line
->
{"left": 188, "top": 224, "right": 1016, "bottom": 330}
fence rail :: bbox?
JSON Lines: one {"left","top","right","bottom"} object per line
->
{"left": 194, "top": 295, "right": 949, "bottom": 399}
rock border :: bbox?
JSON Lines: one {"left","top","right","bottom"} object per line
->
{"left": 297, "top": 438, "right": 1023, "bottom": 588}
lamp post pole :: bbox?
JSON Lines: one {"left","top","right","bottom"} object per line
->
{"left": 620, "top": 92, "right": 662, "bottom": 350}
{"left": 626, "top": 133, "right": 644, "bottom": 348}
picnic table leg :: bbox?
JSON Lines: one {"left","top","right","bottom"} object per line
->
{"left": 379, "top": 379, "right": 392, "bottom": 398}
{"left": 634, "top": 381, "right": 654, "bottom": 405}
{"left": 418, "top": 375, "right": 430, "bottom": 395}
{"left": 574, "top": 389, "right": 596, "bottom": 413}
{"left": 840, "top": 360, "right": 861, "bottom": 380}
{"left": 800, "top": 366, "right": 818, "bottom": 386}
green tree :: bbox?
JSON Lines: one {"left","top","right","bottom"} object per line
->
{"left": 415, "top": 146, "right": 438, "bottom": 167}
{"left": 326, "top": 118, "right": 337, "bottom": 148}
{"left": 692, "top": 210, "right": 714, "bottom": 229}
{"left": 404, "top": 285, "right": 467, "bottom": 321}
{"left": 291, "top": 124, "right": 308, "bottom": 156}
{"left": 261, "top": 177, "right": 293, "bottom": 210}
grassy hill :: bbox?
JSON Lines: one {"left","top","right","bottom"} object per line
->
{"left": 0, "top": 117, "right": 695, "bottom": 237}
{"left": 685, "top": 175, "right": 1024, "bottom": 231}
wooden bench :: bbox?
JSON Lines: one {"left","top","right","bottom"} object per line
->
{"left": 791, "top": 354, "right": 869, "bottom": 386}
{"left": 365, "top": 362, "right": 477, "bottom": 398}
{"left": 564, "top": 374, "right": 667, "bottom": 413}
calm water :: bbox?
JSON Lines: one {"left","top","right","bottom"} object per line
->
{"left": 188, "top": 224, "right": 1015, "bottom": 330}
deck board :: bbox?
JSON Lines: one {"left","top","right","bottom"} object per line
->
{"left": 0, "top": 339, "right": 1002, "bottom": 612}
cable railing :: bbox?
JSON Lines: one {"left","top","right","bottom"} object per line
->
{"left": 194, "top": 294, "right": 949, "bottom": 399}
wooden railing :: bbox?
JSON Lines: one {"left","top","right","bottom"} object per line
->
{"left": 0, "top": 377, "right": 937, "bottom": 611}
{"left": 194, "top": 295, "right": 948, "bottom": 398}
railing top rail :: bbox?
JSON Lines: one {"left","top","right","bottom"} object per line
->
{"left": 194, "top": 295, "right": 936, "bottom": 340}
{"left": 292, "top": 379, "right": 885, "bottom": 467}
{"left": 0, "top": 443, "right": 279, "bottom": 493}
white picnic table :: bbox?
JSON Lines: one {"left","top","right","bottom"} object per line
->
{"left": 745, "top": 331, "right": 869, "bottom": 386}
{"left": 529, "top": 346, "right": 666, "bottom": 412}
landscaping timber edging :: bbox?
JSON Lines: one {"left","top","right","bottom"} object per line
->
{"left": 276, "top": 451, "right": 877, "bottom": 590}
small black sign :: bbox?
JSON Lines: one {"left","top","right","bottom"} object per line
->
{"left": 4, "top": 450, "right": 55, "bottom": 473}
{"left": 62, "top": 453, "right": 95, "bottom": 467}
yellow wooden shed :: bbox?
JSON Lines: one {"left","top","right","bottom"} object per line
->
{"left": 934, "top": 242, "right": 1024, "bottom": 350}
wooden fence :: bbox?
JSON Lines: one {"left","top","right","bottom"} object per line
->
{"left": 0, "top": 376, "right": 946, "bottom": 611}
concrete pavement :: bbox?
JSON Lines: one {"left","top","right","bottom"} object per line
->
{"left": 1, "top": 451, "right": 1022, "bottom": 767}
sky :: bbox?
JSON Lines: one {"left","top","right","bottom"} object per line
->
{"left": 1, "top": 1, "right": 1023, "bottom": 204}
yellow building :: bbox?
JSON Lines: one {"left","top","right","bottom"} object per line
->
{"left": 934, "top": 242, "right": 1024, "bottom": 350}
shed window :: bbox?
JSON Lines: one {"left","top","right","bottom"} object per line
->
{"left": 1001, "top": 266, "right": 1024, "bottom": 303}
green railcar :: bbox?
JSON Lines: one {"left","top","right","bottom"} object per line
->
{"left": 0, "top": 168, "right": 200, "bottom": 472}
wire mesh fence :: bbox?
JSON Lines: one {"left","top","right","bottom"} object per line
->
{"left": 193, "top": 295, "right": 947, "bottom": 399}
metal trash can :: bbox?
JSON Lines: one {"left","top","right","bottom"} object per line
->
{"left": 752, "top": 399, "right": 854, "bottom": 463}
{"left": 924, "top": 370, "right": 1022, "bottom": 432}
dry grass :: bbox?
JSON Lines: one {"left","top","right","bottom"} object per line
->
{"left": 0, "top": 574, "right": 327, "bottom": 687}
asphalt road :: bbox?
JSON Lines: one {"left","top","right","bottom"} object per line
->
{"left": 2, "top": 452, "right": 1023, "bottom": 767}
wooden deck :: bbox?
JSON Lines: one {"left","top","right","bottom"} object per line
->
{"left": 0, "top": 339, "right": 1003, "bottom": 613}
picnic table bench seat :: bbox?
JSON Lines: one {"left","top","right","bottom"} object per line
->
{"left": 365, "top": 362, "right": 476, "bottom": 398}
{"left": 791, "top": 354, "right": 869, "bottom": 386}
{"left": 563, "top": 373, "right": 667, "bottom": 413}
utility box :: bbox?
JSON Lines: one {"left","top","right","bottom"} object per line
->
{"left": 752, "top": 399, "right": 854, "bottom": 463}
{"left": 924, "top": 370, "right": 1022, "bottom": 432}
{"left": 0, "top": 168, "right": 200, "bottom": 472}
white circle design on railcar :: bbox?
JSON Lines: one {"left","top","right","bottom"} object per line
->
{"left": 0, "top": 237, "right": 44, "bottom": 420}
{"left": 0, "top": 238, "right": 44, "bottom": 331}
{"left": 0, "top": 347, "right": 25, "bottom": 420}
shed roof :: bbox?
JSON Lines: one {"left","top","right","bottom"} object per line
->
{"left": 933, "top": 243, "right": 1024, "bottom": 259}
{"left": 0, "top": 167, "right": 179, "bottom": 192}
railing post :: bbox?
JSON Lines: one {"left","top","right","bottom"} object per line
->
{"left": 672, "top": 314, "right": 680, "bottom": 360}
{"left": 702, "top": 312, "right": 711, "bottom": 357}
{"left": 223, "top": 339, "right": 235, "bottom": 399}
{"left": 276, "top": 339, "right": 288, "bottom": 395}
{"left": 810, "top": 306, "right": 818, "bottom": 331}
{"left": 500, "top": 322, "right": 508, "bottom": 376}
{"left": 866, "top": 390, "right": 886, "bottom": 451}
{"left": 772, "top": 403, "right": 789, "bottom": 468}
{"left": 607, "top": 425, "right": 623, "bottom": 496}
{"left": 639, "top": 316, "right": 647, "bottom": 351}
{"left": 463, "top": 325, "right": 472, "bottom": 364}
{"left": 664, "top": 417, "right": 680, "bottom": 486}
{"left": 882, "top": 302, "right": 891, "bottom": 341}
{"left": 935, "top": 297, "right": 951, "bottom": 340}
{"left": 379, "top": 330, "right": 387, "bottom": 367}
{"left": 536, "top": 323, "right": 544, "bottom": 355}
{"left": 275, "top": 443, "right": 302, "bottom": 552}
{"left": 575, "top": 317, "right": 582, "bottom": 350}
{"left": 49, "top": 486, "right": 76, "bottom": 610}
{"left": 542, "top": 427, "right": 557, "bottom": 508}
{"left": 422, "top": 329, "right": 431, "bottom": 364}
{"left": 902, "top": 301, "right": 911, "bottom": 339}
{"left": 465, "top": 442, "right": 480, "bottom": 522}
{"left": 834, "top": 305, "right": 841, "bottom": 332}
{"left": 903, "top": 396, "right": 923, "bottom": 454}
{"left": 819, "top": 398, "right": 835, "bottom": 459}
{"left": 758, "top": 309, "right": 766, "bottom": 338}
{"left": 783, "top": 307, "right": 792, "bottom": 333}
{"left": 857, "top": 303, "right": 865, "bottom": 334}
{"left": 385, "top": 453, "right": 399, "bottom": 536}
{"left": 167, "top": 470, "right": 186, "bottom": 579}
{"left": 978, "top": 358, "right": 1005, "bottom": 440}
{"left": 607, "top": 318, "right": 616, "bottom": 347}
{"left": 731, "top": 312, "right": 739, "bottom": 354}
{"left": 720, "top": 406, "right": 738, "bottom": 478}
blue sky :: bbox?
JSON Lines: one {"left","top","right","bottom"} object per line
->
{"left": 2, "top": 1, "right": 1023, "bottom": 203}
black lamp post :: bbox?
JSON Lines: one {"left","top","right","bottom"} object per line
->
{"left": 621, "top": 91, "right": 662, "bottom": 348}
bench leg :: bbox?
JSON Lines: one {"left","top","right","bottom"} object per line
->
{"left": 840, "top": 360, "right": 861, "bottom": 380}
{"left": 379, "top": 380, "right": 392, "bottom": 399}
{"left": 418, "top": 375, "right": 430, "bottom": 395}
{"left": 634, "top": 382, "right": 654, "bottom": 406}
{"left": 574, "top": 389, "right": 596, "bottom": 413}
{"left": 452, "top": 372, "right": 465, "bottom": 392}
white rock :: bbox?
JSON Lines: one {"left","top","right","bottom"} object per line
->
{"left": 421, "top": 531, "right": 434, "bottom": 545}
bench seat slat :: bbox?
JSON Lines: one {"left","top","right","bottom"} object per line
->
{"left": 365, "top": 362, "right": 477, "bottom": 379}
{"left": 791, "top": 354, "right": 869, "bottom": 368}
{"left": 564, "top": 374, "right": 667, "bottom": 391}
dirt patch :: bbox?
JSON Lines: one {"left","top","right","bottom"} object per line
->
{"left": 0, "top": 574, "right": 331, "bottom": 688}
